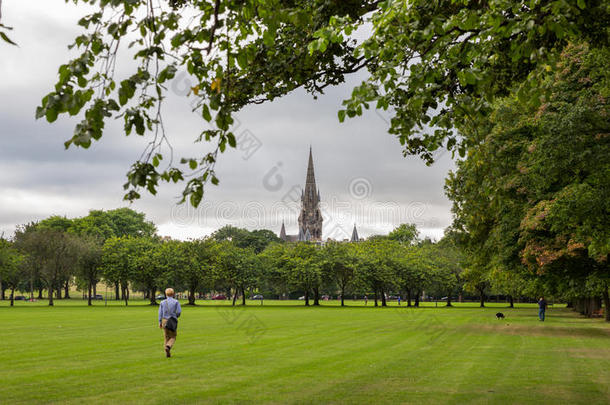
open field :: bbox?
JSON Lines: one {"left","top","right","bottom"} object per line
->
{"left": 2, "top": 301, "right": 609, "bottom": 404}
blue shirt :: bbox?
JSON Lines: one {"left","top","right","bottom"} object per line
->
{"left": 158, "top": 297, "right": 182, "bottom": 323}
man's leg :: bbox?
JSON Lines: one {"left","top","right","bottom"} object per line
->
{"left": 166, "top": 329, "right": 177, "bottom": 348}
{"left": 541, "top": 309, "right": 545, "bottom": 321}
{"left": 161, "top": 319, "right": 171, "bottom": 357}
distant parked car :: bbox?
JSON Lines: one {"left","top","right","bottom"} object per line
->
{"left": 93, "top": 294, "right": 104, "bottom": 300}
{"left": 387, "top": 295, "right": 400, "bottom": 300}
{"left": 212, "top": 294, "right": 227, "bottom": 300}
{"left": 14, "top": 295, "right": 27, "bottom": 301}
{"left": 251, "top": 294, "right": 264, "bottom": 300}
{"left": 156, "top": 294, "right": 166, "bottom": 300}
{"left": 298, "top": 296, "right": 305, "bottom": 300}
{"left": 440, "top": 297, "right": 448, "bottom": 301}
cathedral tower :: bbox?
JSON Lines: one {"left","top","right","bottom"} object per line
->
{"left": 298, "top": 147, "right": 323, "bottom": 240}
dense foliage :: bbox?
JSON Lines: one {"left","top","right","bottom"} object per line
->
{"left": 446, "top": 43, "right": 610, "bottom": 319}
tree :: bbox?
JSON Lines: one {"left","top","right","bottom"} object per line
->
{"left": 13, "top": 223, "right": 46, "bottom": 300}
{"left": 129, "top": 237, "right": 163, "bottom": 305}
{"left": 101, "top": 236, "right": 134, "bottom": 305}
{"left": 388, "top": 224, "right": 419, "bottom": 245}
{"left": 72, "top": 208, "right": 157, "bottom": 239}
{"left": 22, "top": 229, "right": 80, "bottom": 306}
{"left": 175, "top": 239, "right": 217, "bottom": 305}
{"left": 321, "top": 241, "right": 356, "bottom": 307}
{"left": 396, "top": 245, "right": 434, "bottom": 307}
{"left": 76, "top": 235, "right": 103, "bottom": 306}
{"left": 260, "top": 242, "right": 293, "bottom": 300}
{"left": 353, "top": 240, "right": 398, "bottom": 307}
{"left": 212, "top": 226, "right": 280, "bottom": 253}
{"left": 463, "top": 266, "right": 491, "bottom": 308}
{"left": 447, "top": 43, "right": 610, "bottom": 318}
{"left": 489, "top": 267, "right": 528, "bottom": 308}
{"left": 34, "top": 0, "right": 609, "bottom": 205}
{"left": 432, "top": 233, "right": 465, "bottom": 307}
{"left": 216, "top": 242, "right": 261, "bottom": 306}
{"left": 0, "top": 239, "right": 25, "bottom": 306}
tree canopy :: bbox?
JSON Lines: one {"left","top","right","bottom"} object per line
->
{"left": 31, "top": 0, "right": 609, "bottom": 206}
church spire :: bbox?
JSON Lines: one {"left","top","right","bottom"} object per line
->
{"left": 351, "top": 224, "right": 360, "bottom": 242}
{"left": 304, "top": 146, "right": 318, "bottom": 202}
{"left": 279, "top": 221, "right": 287, "bottom": 240}
{"left": 298, "top": 147, "right": 323, "bottom": 241}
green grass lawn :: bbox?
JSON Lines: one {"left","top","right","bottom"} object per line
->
{"left": 1, "top": 300, "right": 609, "bottom": 404}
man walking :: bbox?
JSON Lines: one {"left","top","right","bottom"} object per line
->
{"left": 538, "top": 297, "right": 548, "bottom": 321}
{"left": 159, "top": 288, "right": 182, "bottom": 357}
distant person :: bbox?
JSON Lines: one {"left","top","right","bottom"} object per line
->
{"left": 397, "top": 296, "right": 401, "bottom": 306}
{"left": 364, "top": 295, "right": 368, "bottom": 306}
{"left": 159, "top": 288, "right": 182, "bottom": 358}
{"left": 538, "top": 297, "right": 548, "bottom": 321}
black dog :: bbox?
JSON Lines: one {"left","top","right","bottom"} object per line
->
{"left": 495, "top": 312, "right": 505, "bottom": 319}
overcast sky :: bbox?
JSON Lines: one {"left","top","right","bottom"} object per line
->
{"left": 0, "top": 1, "right": 456, "bottom": 241}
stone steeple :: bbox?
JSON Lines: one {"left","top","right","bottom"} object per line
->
{"left": 298, "top": 147, "right": 322, "bottom": 240}
{"left": 350, "top": 224, "right": 360, "bottom": 242}
{"left": 280, "top": 221, "right": 287, "bottom": 240}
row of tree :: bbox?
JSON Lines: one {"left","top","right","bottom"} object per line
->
{"left": 445, "top": 44, "right": 609, "bottom": 321}
{"left": 2, "top": 211, "right": 557, "bottom": 309}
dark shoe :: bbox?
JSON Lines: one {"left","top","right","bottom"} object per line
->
{"left": 165, "top": 345, "right": 171, "bottom": 358}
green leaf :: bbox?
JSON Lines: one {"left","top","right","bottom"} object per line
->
{"left": 577, "top": 0, "right": 586, "bottom": 9}
{"left": 202, "top": 104, "right": 212, "bottom": 122}
{"left": 338, "top": 109, "right": 346, "bottom": 122}
{"left": 227, "top": 133, "right": 237, "bottom": 148}
{"left": 0, "top": 31, "right": 17, "bottom": 46}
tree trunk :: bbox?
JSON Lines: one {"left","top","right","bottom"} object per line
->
{"left": 115, "top": 282, "right": 120, "bottom": 301}
{"left": 304, "top": 291, "right": 309, "bottom": 306}
{"left": 602, "top": 287, "right": 609, "bottom": 322}
{"left": 93, "top": 283, "right": 97, "bottom": 297}
{"left": 56, "top": 287, "right": 62, "bottom": 299}
{"left": 508, "top": 295, "right": 514, "bottom": 308}
{"left": 340, "top": 284, "right": 345, "bottom": 307}
{"left": 479, "top": 289, "right": 485, "bottom": 307}
{"left": 313, "top": 287, "right": 320, "bottom": 306}
{"left": 87, "top": 281, "right": 92, "bottom": 306}
{"left": 0, "top": 281, "right": 5, "bottom": 300}
{"left": 150, "top": 287, "right": 157, "bottom": 305}
{"left": 10, "top": 287, "right": 15, "bottom": 307}
{"left": 121, "top": 283, "right": 128, "bottom": 306}
{"left": 381, "top": 288, "right": 387, "bottom": 307}
{"left": 406, "top": 289, "right": 412, "bottom": 307}
{"left": 446, "top": 293, "right": 452, "bottom": 307}
{"left": 414, "top": 290, "right": 421, "bottom": 307}
{"left": 64, "top": 279, "right": 70, "bottom": 299}
{"left": 232, "top": 289, "right": 238, "bottom": 306}
{"left": 38, "top": 287, "right": 43, "bottom": 299}
{"left": 374, "top": 290, "right": 378, "bottom": 307}
{"left": 241, "top": 287, "right": 246, "bottom": 306}
{"left": 188, "top": 287, "right": 196, "bottom": 305}
{"left": 48, "top": 285, "right": 54, "bottom": 306}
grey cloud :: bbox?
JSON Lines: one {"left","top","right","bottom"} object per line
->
{"left": 0, "top": 1, "right": 456, "bottom": 241}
